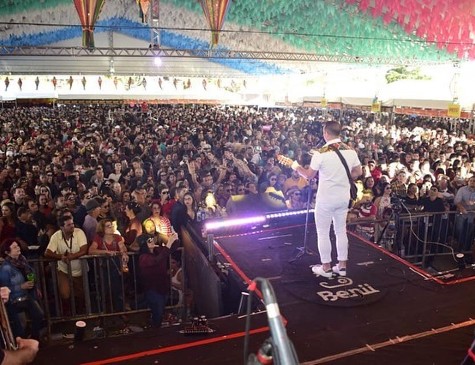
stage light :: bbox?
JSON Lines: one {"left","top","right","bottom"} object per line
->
{"left": 265, "top": 209, "right": 308, "bottom": 220}
{"left": 154, "top": 57, "right": 162, "bottom": 67}
{"left": 205, "top": 215, "right": 266, "bottom": 231}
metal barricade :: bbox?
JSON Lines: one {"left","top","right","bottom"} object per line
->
{"left": 349, "top": 210, "right": 475, "bottom": 268}
{"left": 397, "top": 211, "right": 454, "bottom": 265}
{"left": 27, "top": 250, "right": 186, "bottom": 338}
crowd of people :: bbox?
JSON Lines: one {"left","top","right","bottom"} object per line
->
{"left": 0, "top": 103, "right": 473, "bottom": 337}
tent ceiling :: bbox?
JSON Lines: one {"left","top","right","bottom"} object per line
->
{"left": 0, "top": 0, "right": 473, "bottom": 78}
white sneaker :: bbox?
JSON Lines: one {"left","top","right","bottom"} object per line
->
{"left": 311, "top": 265, "right": 333, "bottom": 278}
{"left": 332, "top": 265, "right": 347, "bottom": 277}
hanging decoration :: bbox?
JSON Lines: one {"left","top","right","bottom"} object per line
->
{"left": 346, "top": 0, "right": 475, "bottom": 60}
{"left": 73, "top": 0, "right": 106, "bottom": 49}
{"left": 371, "top": 97, "right": 381, "bottom": 113}
{"left": 447, "top": 101, "right": 461, "bottom": 118}
{"left": 137, "top": 0, "right": 151, "bottom": 23}
{"left": 321, "top": 97, "right": 327, "bottom": 108}
{"left": 198, "top": 0, "right": 232, "bottom": 47}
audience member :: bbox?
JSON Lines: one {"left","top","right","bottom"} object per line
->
{"left": 138, "top": 231, "right": 178, "bottom": 328}
{"left": 88, "top": 219, "right": 128, "bottom": 312}
{"left": 44, "top": 215, "right": 88, "bottom": 315}
{"left": 0, "top": 239, "right": 44, "bottom": 340}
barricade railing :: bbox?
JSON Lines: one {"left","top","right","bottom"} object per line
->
{"left": 26, "top": 251, "right": 185, "bottom": 338}
{"left": 348, "top": 210, "right": 475, "bottom": 268}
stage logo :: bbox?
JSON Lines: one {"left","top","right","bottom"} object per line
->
{"left": 316, "top": 278, "right": 380, "bottom": 302}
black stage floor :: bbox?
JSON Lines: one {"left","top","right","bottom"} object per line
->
{"left": 35, "top": 223, "right": 475, "bottom": 364}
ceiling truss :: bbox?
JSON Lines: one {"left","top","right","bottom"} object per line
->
{"left": 0, "top": 46, "right": 447, "bottom": 66}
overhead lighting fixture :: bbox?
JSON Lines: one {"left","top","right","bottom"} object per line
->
{"left": 154, "top": 57, "right": 162, "bottom": 67}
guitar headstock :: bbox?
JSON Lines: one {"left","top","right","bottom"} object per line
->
{"left": 276, "top": 154, "right": 294, "bottom": 168}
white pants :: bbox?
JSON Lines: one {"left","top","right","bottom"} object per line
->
{"left": 314, "top": 200, "right": 349, "bottom": 264}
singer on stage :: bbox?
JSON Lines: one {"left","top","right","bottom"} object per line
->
{"left": 288, "top": 121, "right": 362, "bottom": 278}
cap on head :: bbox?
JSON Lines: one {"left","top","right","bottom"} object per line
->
{"left": 85, "top": 198, "right": 100, "bottom": 212}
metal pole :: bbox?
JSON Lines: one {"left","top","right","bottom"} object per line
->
{"left": 422, "top": 215, "right": 430, "bottom": 267}
{"left": 207, "top": 233, "right": 214, "bottom": 262}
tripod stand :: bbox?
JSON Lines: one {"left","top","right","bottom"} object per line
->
{"left": 289, "top": 187, "right": 317, "bottom": 263}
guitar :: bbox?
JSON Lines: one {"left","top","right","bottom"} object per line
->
{"left": 0, "top": 295, "right": 17, "bottom": 350}
{"left": 276, "top": 154, "right": 294, "bottom": 168}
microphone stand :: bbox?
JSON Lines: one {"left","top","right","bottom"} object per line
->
{"left": 289, "top": 186, "right": 316, "bottom": 263}
{"left": 287, "top": 138, "right": 323, "bottom": 263}
{"left": 245, "top": 278, "right": 299, "bottom": 365}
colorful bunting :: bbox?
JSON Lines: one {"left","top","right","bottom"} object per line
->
{"left": 347, "top": 0, "right": 475, "bottom": 60}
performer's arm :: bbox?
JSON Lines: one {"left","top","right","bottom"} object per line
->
{"left": 293, "top": 164, "right": 317, "bottom": 180}
{"left": 2, "top": 338, "right": 39, "bottom": 365}
{"left": 351, "top": 165, "right": 363, "bottom": 180}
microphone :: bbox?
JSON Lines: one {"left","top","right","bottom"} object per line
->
{"left": 315, "top": 136, "right": 325, "bottom": 148}
{"left": 260, "top": 278, "right": 298, "bottom": 365}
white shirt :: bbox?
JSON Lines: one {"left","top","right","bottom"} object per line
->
{"left": 47, "top": 228, "right": 88, "bottom": 277}
{"left": 310, "top": 138, "right": 361, "bottom": 204}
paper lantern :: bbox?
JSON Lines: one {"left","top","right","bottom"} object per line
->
{"left": 199, "top": 0, "right": 232, "bottom": 46}
{"left": 73, "top": 0, "right": 106, "bottom": 48}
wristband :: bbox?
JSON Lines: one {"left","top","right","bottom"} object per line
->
{"left": 291, "top": 161, "right": 300, "bottom": 171}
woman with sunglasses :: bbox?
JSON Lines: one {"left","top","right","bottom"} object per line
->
{"left": 158, "top": 186, "right": 174, "bottom": 220}
{"left": 285, "top": 188, "right": 306, "bottom": 210}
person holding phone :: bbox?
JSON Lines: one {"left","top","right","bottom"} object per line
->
{"left": 0, "top": 239, "right": 44, "bottom": 340}
{"left": 138, "top": 231, "right": 178, "bottom": 328}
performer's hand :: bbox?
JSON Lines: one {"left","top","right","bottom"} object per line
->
{"left": 16, "top": 337, "right": 39, "bottom": 361}
{"left": 0, "top": 287, "right": 10, "bottom": 303}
